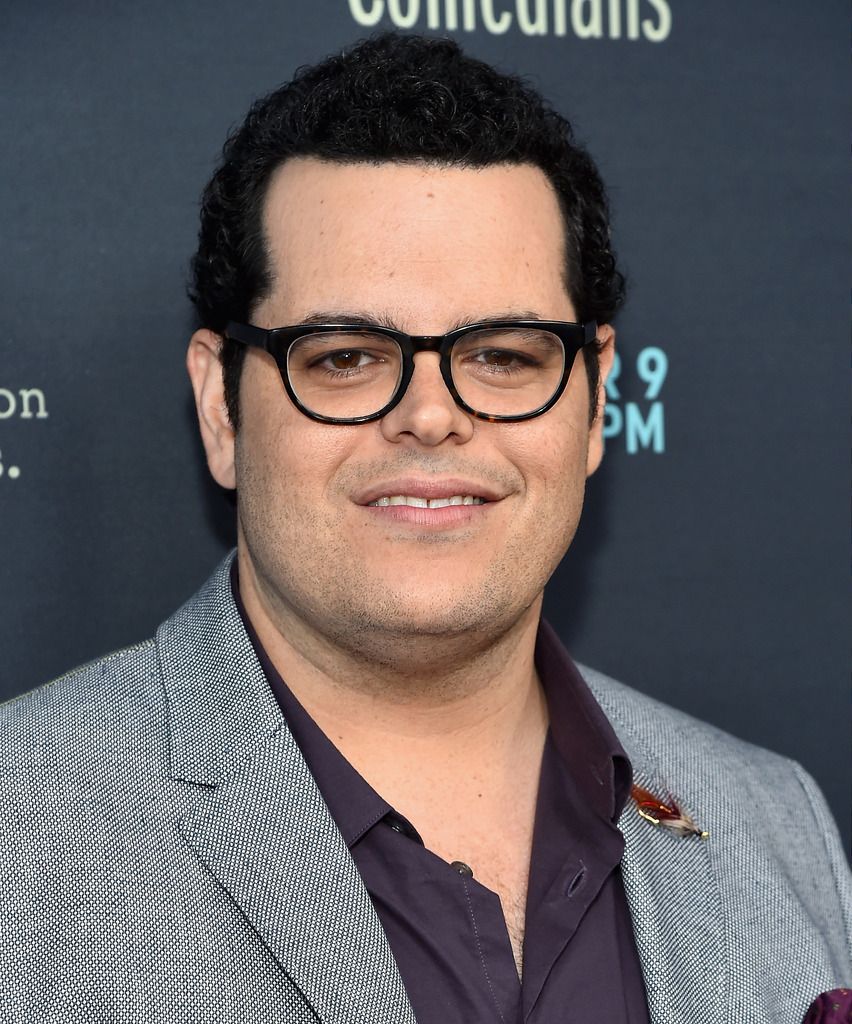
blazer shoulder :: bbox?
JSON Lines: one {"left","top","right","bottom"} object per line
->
{"left": 577, "top": 661, "right": 799, "bottom": 774}
{"left": 579, "top": 663, "right": 852, "bottom": 948}
{"left": 575, "top": 661, "right": 849, "bottom": 868}
{"left": 0, "top": 639, "right": 164, "bottom": 775}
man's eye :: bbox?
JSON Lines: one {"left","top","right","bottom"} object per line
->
{"left": 479, "top": 350, "right": 518, "bottom": 367}
{"left": 470, "top": 349, "right": 536, "bottom": 370}
{"left": 322, "top": 350, "right": 374, "bottom": 371}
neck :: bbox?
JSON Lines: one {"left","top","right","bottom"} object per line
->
{"left": 236, "top": 545, "right": 548, "bottom": 782}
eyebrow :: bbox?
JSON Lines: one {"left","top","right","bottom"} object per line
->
{"left": 295, "top": 309, "right": 549, "bottom": 331}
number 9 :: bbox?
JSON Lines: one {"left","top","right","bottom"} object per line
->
{"left": 637, "top": 347, "right": 668, "bottom": 400}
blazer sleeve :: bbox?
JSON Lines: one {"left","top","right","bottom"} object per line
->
{"left": 791, "top": 759, "right": 852, "bottom": 969}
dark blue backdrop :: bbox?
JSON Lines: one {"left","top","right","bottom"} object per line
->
{"left": 2, "top": 0, "right": 848, "bottom": 852}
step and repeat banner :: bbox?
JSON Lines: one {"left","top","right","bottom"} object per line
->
{"left": 2, "top": 2, "right": 847, "bottom": 848}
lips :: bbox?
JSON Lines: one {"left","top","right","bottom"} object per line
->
{"left": 353, "top": 477, "right": 503, "bottom": 507}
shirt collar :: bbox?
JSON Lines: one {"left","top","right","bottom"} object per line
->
{"left": 534, "top": 619, "right": 633, "bottom": 823}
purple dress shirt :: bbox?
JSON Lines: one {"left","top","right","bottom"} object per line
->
{"left": 232, "top": 566, "right": 649, "bottom": 1022}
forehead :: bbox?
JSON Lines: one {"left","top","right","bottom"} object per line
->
{"left": 258, "top": 157, "right": 572, "bottom": 326}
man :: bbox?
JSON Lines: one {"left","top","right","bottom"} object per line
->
{"left": 1, "top": 33, "right": 848, "bottom": 1024}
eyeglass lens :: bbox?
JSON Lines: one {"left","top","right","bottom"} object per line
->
{"left": 285, "top": 327, "right": 567, "bottom": 420}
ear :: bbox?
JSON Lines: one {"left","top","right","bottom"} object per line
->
{"left": 186, "top": 328, "right": 236, "bottom": 490}
{"left": 586, "top": 323, "right": 615, "bottom": 477}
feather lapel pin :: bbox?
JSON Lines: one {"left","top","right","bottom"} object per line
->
{"left": 631, "top": 783, "right": 709, "bottom": 839}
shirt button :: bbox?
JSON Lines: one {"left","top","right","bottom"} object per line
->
{"left": 451, "top": 860, "right": 474, "bottom": 878}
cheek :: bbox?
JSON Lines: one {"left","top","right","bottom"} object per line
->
{"left": 505, "top": 419, "right": 590, "bottom": 494}
{"left": 503, "top": 423, "right": 591, "bottom": 560}
{"left": 235, "top": 420, "right": 365, "bottom": 543}
{"left": 237, "top": 357, "right": 355, "bottom": 500}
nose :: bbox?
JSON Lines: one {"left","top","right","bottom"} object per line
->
{"left": 379, "top": 352, "right": 474, "bottom": 447}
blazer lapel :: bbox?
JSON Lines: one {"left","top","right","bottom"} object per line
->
{"left": 179, "top": 728, "right": 415, "bottom": 1024}
{"left": 618, "top": 778, "right": 725, "bottom": 1024}
{"left": 157, "top": 555, "right": 415, "bottom": 1024}
{"left": 584, "top": 670, "right": 727, "bottom": 1024}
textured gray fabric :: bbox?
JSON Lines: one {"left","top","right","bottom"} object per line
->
{"left": 1, "top": 554, "right": 849, "bottom": 1023}
{"left": 586, "top": 669, "right": 852, "bottom": 1023}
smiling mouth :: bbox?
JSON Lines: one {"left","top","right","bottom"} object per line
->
{"left": 367, "top": 495, "right": 487, "bottom": 508}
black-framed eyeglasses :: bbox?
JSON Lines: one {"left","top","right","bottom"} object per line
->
{"left": 225, "top": 318, "right": 598, "bottom": 424}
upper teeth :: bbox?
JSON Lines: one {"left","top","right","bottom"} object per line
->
{"left": 368, "top": 495, "right": 485, "bottom": 508}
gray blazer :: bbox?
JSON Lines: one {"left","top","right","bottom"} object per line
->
{"left": 2, "top": 555, "right": 850, "bottom": 1024}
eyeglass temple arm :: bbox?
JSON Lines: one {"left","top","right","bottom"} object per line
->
{"left": 224, "top": 322, "right": 270, "bottom": 349}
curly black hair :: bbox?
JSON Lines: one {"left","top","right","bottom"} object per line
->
{"left": 189, "top": 32, "right": 625, "bottom": 428}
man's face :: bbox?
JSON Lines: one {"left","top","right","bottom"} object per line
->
{"left": 196, "top": 158, "right": 612, "bottom": 656}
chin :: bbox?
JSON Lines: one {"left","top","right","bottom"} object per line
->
{"left": 346, "top": 578, "right": 528, "bottom": 641}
